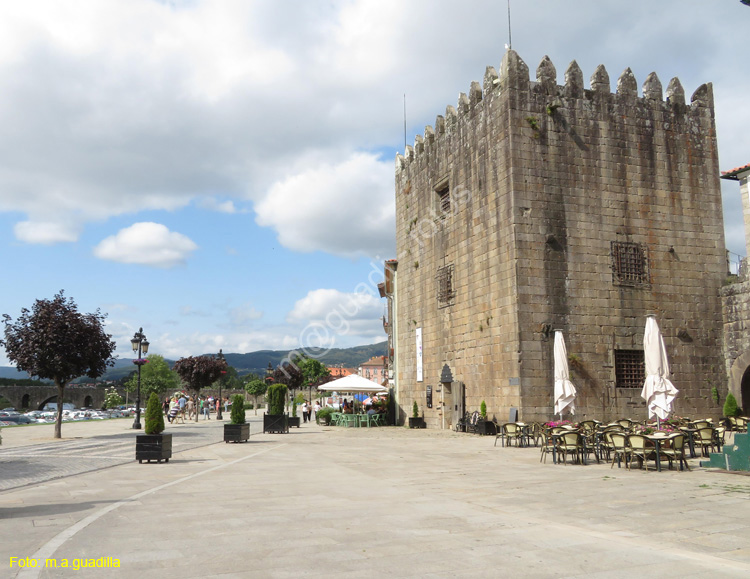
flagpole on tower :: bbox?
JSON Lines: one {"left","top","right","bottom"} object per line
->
{"left": 507, "top": 0, "right": 512, "bottom": 50}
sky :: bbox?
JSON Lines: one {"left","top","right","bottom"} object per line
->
{"left": 1, "top": 0, "right": 749, "bottom": 367}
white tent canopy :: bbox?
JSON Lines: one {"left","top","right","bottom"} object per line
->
{"left": 553, "top": 331, "right": 577, "bottom": 417}
{"left": 317, "top": 374, "right": 388, "bottom": 394}
{"left": 641, "top": 315, "right": 678, "bottom": 420}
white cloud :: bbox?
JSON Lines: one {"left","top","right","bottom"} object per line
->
{"left": 197, "top": 197, "right": 239, "bottom": 213}
{"left": 229, "top": 304, "right": 264, "bottom": 327}
{"left": 13, "top": 220, "right": 80, "bottom": 244}
{"left": 285, "top": 288, "right": 384, "bottom": 351}
{"left": 0, "top": 1, "right": 746, "bottom": 256}
{"left": 93, "top": 222, "right": 197, "bottom": 268}
{"left": 255, "top": 153, "right": 395, "bottom": 258}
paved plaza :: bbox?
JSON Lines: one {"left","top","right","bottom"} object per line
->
{"left": 1, "top": 418, "right": 750, "bottom": 578}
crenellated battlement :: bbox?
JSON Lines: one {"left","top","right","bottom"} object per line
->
{"left": 396, "top": 50, "right": 713, "bottom": 172}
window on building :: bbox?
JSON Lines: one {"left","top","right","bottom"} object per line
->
{"left": 436, "top": 264, "right": 456, "bottom": 308}
{"left": 435, "top": 181, "right": 450, "bottom": 216}
{"left": 611, "top": 241, "right": 649, "bottom": 286}
{"left": 614, "top": 349, "right": 645, "bottom": 388}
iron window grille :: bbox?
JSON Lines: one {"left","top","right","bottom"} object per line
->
{"left": 435, "top": 182, "right": 450, "bottom": 217}
{"left": 611, "top": 241, "right": 649, "bottom": 286}
{"left": 436, "top": 264, "right": 455, "bottom": 308}
{"left": 614, "top": 349, "right": 645, "bottom": 388}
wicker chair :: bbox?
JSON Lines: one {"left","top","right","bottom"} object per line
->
{"left": 557, "top": 431, "right": 585, "bottom": 465}
{"left": 694, "top": 427, "right": 719, "bottom": 457}
{"left": 660, "top": 433, "right": 690, "bottom": 471}
{"left": 539, "top": 430, "right": 557, "bottom": 463}
{"left": 607, "top": 432, "right": 631, "bottom": 469}
{"left": 628, "top": 434, "right": 658, "bottom": 471}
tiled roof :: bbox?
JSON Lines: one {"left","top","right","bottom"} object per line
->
{"left": 721, "top": 162, "right": 750, "bottom": 180}
{"left": 360, "top": 356, "right": 386, "bottom": 367}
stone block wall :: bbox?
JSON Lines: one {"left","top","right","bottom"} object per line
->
{"left": 393, "top": 50, "right": 726, "bottom": 426}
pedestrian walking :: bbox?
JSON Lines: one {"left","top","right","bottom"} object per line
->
{"left": 168, "top": 397, "right": 179, "bottom": 423}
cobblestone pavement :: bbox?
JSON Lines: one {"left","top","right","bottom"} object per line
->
{"left": 0, "top": 416, "right": 263, "bottom": 492}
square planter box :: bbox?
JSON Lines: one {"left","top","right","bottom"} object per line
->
{"left": 477, "top": 420, "right": 497, "bottom": 436}
{"left": 263, "top": 414, "right": 289, "bottom": 434}
{"left": 224, "top": 423, "right": 250, "bottom": 443}
{"left": 409, "top": 417, "right": 426, "bottom": 429}
{"left": 136, "top": 433, "right": 172, "bottom": 463}
{"left": 288, "top": 416, "right": 301, "bottom": 428}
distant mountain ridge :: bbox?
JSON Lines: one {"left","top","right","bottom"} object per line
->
{"left": 0, "top": 341, "right": 388, "bottom": 383}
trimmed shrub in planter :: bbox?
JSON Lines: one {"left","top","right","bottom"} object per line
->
{"left": 409, "top": 401, "right": 425, "bottom": 429}
{"left": 267, "top": 384, "right": 287, "bottom": 415}
{"left": 724, "top": 393, "right": 741, "bottom": 417}
{"left": 264, "top": 384, "right": 289, "bottom": 433}
{"left": 225, "top": 394, "right": 249, "bottom": 443}
{"left": 136, "top": 392, "right": 172, "bottom": 463}
{"left": 316, "top": 407, "right": 334, "bottom": 425}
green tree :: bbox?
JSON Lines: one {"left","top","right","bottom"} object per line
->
{"left": 125, "top": 354, "right": 179, "bottom": 401}
{"left": 245, "top": 378, "right": 267, "bottom": 415}
{"left": 218, "top": 365, "right": 243, "bottom": 390}
{"left": 1, "top": 291, "right": 116, "bottom": 438}
{"left": 299, "top": 358, "right": 331, "bottom": 387}
{"left": 173, "top": 355, "right": 227, "bottom": 422}
{"left": 273, "top": 358, "right": 304, "bottom": 411}
{"left": 103, "top": 386, "right": 124, "bottom": 409}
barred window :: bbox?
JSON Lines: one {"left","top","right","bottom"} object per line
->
{"left": 614, "top": 349, "right": 645, "bottom": 388}
{"left": 436, "top": 264, "right": 455, "bottom": 308}
{"left": 435, "top": 182, "right": 450, "bottom": 216}
{"left": 611, "top": 241, "right": 649, "bottom": 286}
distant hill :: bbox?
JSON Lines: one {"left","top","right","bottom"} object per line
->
{"left": 0, "top": 341, "right": 388, "bottom": 383}
{"left": 222, "top": 341, "right": 387, "bottom": 377}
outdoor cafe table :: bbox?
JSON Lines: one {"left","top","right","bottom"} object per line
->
{"left": 498, "top": 422, "right": 532, "bottom": 447}
{"left": 644, "top": 432, "right": 684, "bottom": 472}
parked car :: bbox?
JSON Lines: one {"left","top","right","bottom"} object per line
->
{"left": 0, "top": 413, "right": 33, "bottom": 424}
{"left": 42, "top": 403, "right": 76, "bottom": 412}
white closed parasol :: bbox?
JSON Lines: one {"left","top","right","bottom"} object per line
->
{"left": 641, "top": 315, "right": 678, "bottom": 422}
{"left": 553, "top": 331, "right": 577, "bottom": 418}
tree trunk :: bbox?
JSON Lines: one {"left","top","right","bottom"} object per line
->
{"left": 54, "top": 379, "right": 64, "bottom": 439}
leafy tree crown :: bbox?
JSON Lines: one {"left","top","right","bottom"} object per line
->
{"left": 1, "top": 290, "right": 116, "bottom": 385}
{"left": 173, "top": 355, "right": 227, "bottom": 393}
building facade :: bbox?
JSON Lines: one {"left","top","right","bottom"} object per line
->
{"left": 721, "top": 163, "right": 750, "bottom": 414}
{"left": 359, "top": 356, "right": 388, "bottom": 385}
{"left": 391, "top": 50, "right": 727, "bottom": 428}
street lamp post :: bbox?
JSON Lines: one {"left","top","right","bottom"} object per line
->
{"left": 217, "top": 349, "right": 226, "bottom": 420}
{"left": 130, "top": 327, "right": 149, "bottom": 429}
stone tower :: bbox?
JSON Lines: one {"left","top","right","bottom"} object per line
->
{"left": 392, "top": 50, "right": 726, "bottom": 426}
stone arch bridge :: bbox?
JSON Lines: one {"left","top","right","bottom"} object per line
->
{"left": 0, "top": 384, "right": 126, "bottom": 411}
